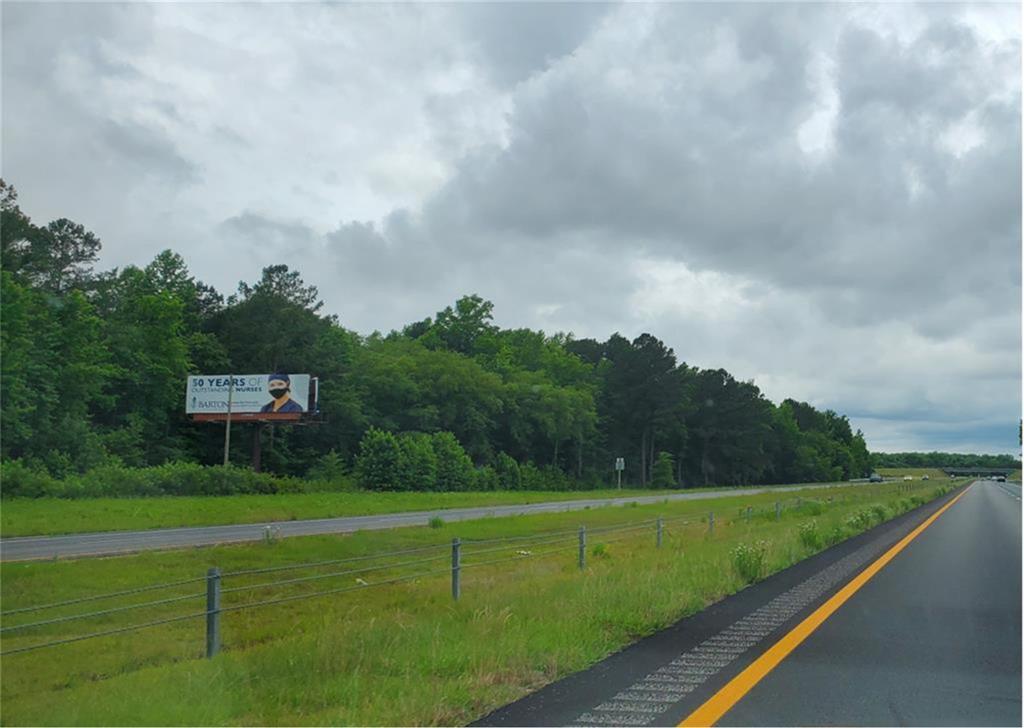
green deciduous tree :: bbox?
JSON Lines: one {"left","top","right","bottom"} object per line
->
{"left": 397, "top": 433, "right": 438, "bottom": 491}
{"left": 355, "top": 428, "right": 402, "bottom": 490}
{"left": 651, "top": 452, "right": 676, "bottom": 488}
{"left": 431, "top": 431, "right": 474, "bottom": 491}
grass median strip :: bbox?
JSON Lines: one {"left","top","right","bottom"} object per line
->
{"left": 1, "top": 480, "right": 868, "bottom": 538}
{"left": 1, "top": 488, "right": 732, "bottom": 538}
{"left": 0, "top": 480, "right": 958, "bottom": 726}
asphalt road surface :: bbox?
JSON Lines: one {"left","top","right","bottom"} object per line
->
{"left": 1, "top": 481, "right": 857, "bottom": 562}
{"left": 477, "top": 480, "right": 1021, "bottom": 727}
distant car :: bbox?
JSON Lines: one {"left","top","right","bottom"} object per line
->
{"left": 922, "top": 475, "right": 930, "bottom": 481}
{"left": 996, "top": 475, "right": 1006, "bottom": 482}
{"left": 869, "top": 473, "right": 883, "bottom": 483}
{"left": 903, "top": 475, "right": 913, "bottom": 481}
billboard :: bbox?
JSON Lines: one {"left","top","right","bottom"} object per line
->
{"left": 186, "top": 374, "right": 313, "bottom": 415}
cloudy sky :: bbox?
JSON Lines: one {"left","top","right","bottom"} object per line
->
{"left": 3, "top": 1, "right": 1021, "bottom": 454}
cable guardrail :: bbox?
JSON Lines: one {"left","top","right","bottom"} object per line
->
{"left": 4, "top": 481, "right": 949, "bottom": 658}
{"left": 460, "top": 525, "right": 583, "bottom": 546}
{"left": 0, "top": 575, "right": 208, "bottom": 615}
{"left": 217, "top": 568, "right": 453, "bottom": 616}
{"left": 219, "top": 553, "right": 451, "bottom": 595}
{"left": 0, "top": 591, "right": 206, "bottom": 633}
{"left": 219, "top": 541, "right": 450, "bottom": 578}
{"left": 459, "top": 544, "right": 580, "bottom": 571}
{"left": 460, "top": 533, "right": 582, "bottom": 558}
{"left": 0, "top": 610, "right": 210, "bottom": 656}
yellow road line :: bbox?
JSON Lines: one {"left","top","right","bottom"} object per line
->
{"left": 679, "top": 483, "right": 973, "bottom": 727}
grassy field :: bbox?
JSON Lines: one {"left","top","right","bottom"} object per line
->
{"left": 0, "top": 479, "right": 959, "bottom": 726}
{"left": 1, "top": 488, "right": 688, "bottom": 538}
{"left": 875, "top": 467, "right": 950, "bottom": 480}
{"left": 3, "top": 482, "right": 854, "bottom": 538}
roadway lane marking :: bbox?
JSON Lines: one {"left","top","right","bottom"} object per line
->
{"left": 678, "top": 484, "right": 973, "bottom": 728}
{"left": 574, "top": 505, "right": 927, "bottom": 726}
{"left": 993, "top": 482, "right": 1021, "bottom": 501}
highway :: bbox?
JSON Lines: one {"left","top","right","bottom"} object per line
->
{"left": 477, "top": 480, "right": 1021, "bottom": 727}
{"left": 1, "top": 480, "right": 857, "bottom": 562}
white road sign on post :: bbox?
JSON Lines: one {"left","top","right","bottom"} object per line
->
{"left": 615, "top": 457, "right": 625, "bottom": 489}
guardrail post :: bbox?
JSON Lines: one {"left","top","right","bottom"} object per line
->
{"left": 775, "top": 501, "right": 781, "bottom": 520}
{"left": 708, "top": 511, "right": 714, "bottom": 536}
{"left": 656, "top": 517, "right": 663, "bottom": 548}
{"left": 205, "top": 567, "right": 221, "bottom": 658}
{"left": 451, "top": 537, "right": 461, "bottom": 601}
{"left": 578, "top": 526, "right": 586, "bottom": 570}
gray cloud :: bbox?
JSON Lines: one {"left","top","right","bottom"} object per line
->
{"left": 3, "top": 2, "right": 1020, "bottom": 453}
{"left": 457, "top": 2, "right": 614, "bottom": 87}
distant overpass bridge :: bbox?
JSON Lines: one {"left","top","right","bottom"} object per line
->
{"left": 943, "top": 467, "right": 1016, "bottom": 477}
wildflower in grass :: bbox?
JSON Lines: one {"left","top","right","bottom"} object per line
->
{"left": 731, "top": 540, "right": 769, "bottom": 583}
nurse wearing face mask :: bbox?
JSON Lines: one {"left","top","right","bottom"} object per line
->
{"left": 260, "top": 373, "right": 305, "bottom": 413}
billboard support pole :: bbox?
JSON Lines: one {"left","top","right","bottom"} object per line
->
{"left": 223, "top": 374, "right": 234, "bottom": 467}
{"left": 252, "top": 423, "right": 262, "bottom": 473}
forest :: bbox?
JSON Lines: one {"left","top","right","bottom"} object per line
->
{"left": 0, "top": 178, "right": 955, "bottom": 495}
{"left": 871, "top": 452, "right": 1019, "bottom": 469}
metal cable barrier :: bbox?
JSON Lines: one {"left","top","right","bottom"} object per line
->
{"left": 1, "top": 576, "right": 208, "bottom": 615}
{"left": 1, "top": 486, "right": 911, "bottom": 658}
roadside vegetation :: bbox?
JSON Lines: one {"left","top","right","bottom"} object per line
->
{"left": 871, "top": 452, "right": 1019, "bottom": 470}
{"left": 1, "top": 479, "right": 959, "bottom": 726}
{"left": 3, "top": 180, "right": 879, "bottom": 497}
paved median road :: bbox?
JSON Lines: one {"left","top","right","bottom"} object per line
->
{"left": 477, "top": 481, "right": 1021, "bottom": 727}
{"left": 0, "top": 482, "right": 854, "bottom": 562}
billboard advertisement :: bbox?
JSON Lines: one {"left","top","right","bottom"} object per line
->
{"left": 186, "top": 374, "right": 312, "bottom": 415}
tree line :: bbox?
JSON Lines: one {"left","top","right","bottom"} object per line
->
{"left": 1, "top": 178, "right": 960, "bottom": 492}
{"left": 871, "top": 452, "right": 1019, "bottom": 469}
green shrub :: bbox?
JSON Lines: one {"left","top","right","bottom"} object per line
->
{"left": 473, "top": 466, "right": 499, "bottom": 491}
{"left": 651, "top": 452, "right": 676, "bottom": 488}
{"left": 845, "top": 509, "right": 874, "bottom": 532}
{"left": 731, "top": 540, "right": 769, "bottom": 583}
{"left": 306, "top": 450, "right": 348, "bottom": 484}
{"left": 355, "top": 428, "right": 403, "bottom": 491}
{"left": 494, "top": 453, "right": 521, "bottom": 491}
{"left": 798, "top": 521, "right": 821, "bottom": 550}
{"left": 2, "top": 460, "right": 305, "bottom": 499}
{"left": 0, "top": 460, "right": 61, "bottom": 498}
{"left": 825, "top": 525, "right": 847, "bottom": 546}
{"left": 397, "top": 433, "right": 438, "bottom": 492}
{"left": 428, "top": 516, "right": 445, "bottom": 529}
{"left": 870, "top": 504, "right": 889, "bottom": 523}
{"left": 520, "top": 462, "right": 571, "bottom": 491}
{"left": 591, "top": 543, "right": 609, "bottom": 559}
{"left": 431, "top": 432, "right": 473, "bottom": 491}
{"left": 303, "top": 474, "right": 357, "bottom": 493}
